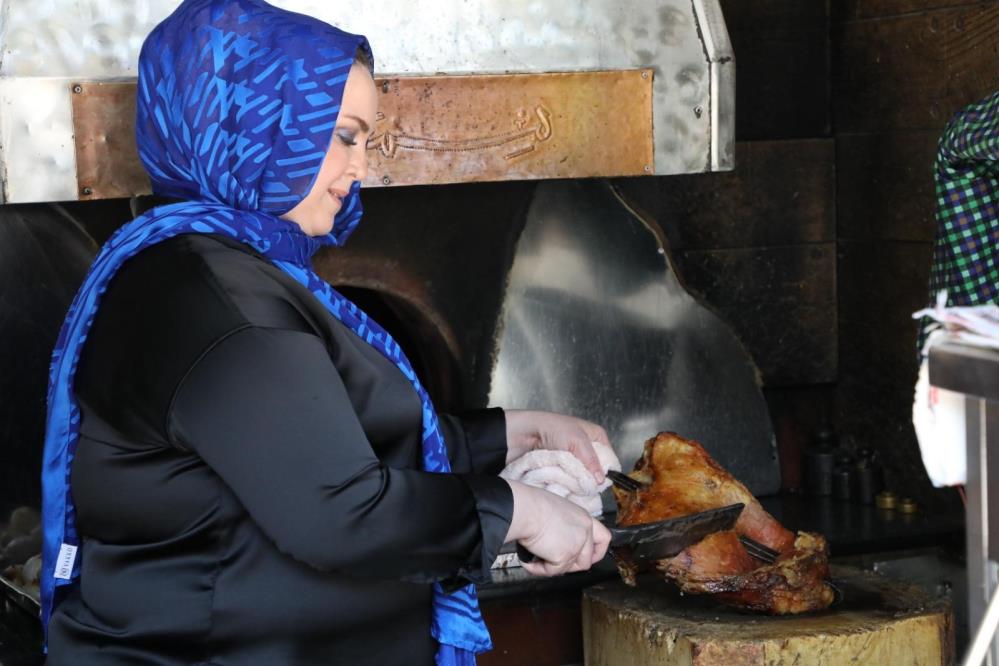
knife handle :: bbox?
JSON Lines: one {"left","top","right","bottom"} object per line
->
{"left": 607, "top": 526, "right": 628, "bottom": 546}
{"left": 516, "top": 543, "right": 538, "bottom": 564}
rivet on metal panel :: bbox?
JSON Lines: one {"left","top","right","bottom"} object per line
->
{"left": 73, "top": 85, "right": 83, "bottom": 94}
{"left": 81, "top": 186, "right": 93, "bottom": 196}
{"left": 693, "top": 106, "right": 703, "bottom": 118}
{"left": 382, "top": 175, "right": 392, "bottom": 185}
{"left": 643, "top": 165, "right": 652, "bottom": 173}
{"left": 641, "top": 71, "right": 648, "bottom": 79}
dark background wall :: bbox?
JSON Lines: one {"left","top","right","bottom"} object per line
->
{"left": 832, "top": 1, "right": 998, "bottom": 510}
{"left": 618, "top": 0, "right": 998, "bottom": 510}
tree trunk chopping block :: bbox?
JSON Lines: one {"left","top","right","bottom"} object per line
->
{"left": 582, "top": 565, "right": 954, "bottom": 665}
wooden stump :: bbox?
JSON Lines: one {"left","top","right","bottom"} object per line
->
{"left": 582, "top": 565, "right": 954, "bottom": 665}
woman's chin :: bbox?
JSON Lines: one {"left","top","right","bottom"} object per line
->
{"left": 301, "top": 211, "right": 336, "bottom": 236}
{"left": 308, "top": 221, "right": 335, "bottom": 237}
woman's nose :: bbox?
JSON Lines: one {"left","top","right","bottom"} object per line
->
{"left": 350, "top": 145, "right": 368, "bottom": 182}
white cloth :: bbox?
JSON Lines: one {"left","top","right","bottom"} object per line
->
{"left": 912, "top": 329, "right": 967, "bottom": 487}
{"left": 499, "top": 441, "right": 621, "bottom": 516}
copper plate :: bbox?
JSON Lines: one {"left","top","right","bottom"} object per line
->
{"left": 71, "top": 82, "right": 151, "bottom": 200}
{"left": 70, "top": 70, "right": 654, "bottom": 199}
{"left": 367, "top": 70, "right": 654, "bottom": 186}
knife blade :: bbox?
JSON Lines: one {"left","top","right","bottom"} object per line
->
{"left": 517, "top": 502, "right": 744, "bottom": 565}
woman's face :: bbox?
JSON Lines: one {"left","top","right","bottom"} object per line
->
{"left": 281, "top": 63, "right": 378, "bottom": 236}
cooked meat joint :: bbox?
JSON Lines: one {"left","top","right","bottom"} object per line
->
{"left": 613, "top": 432, "right": 834, "bottom": 614}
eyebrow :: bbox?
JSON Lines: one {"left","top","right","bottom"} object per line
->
{"left": 341, "top": 114, "right": 370, "bottom": 133}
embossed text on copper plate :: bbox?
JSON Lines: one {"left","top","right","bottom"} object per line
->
{"left": 367, "top": 70, "right": 653, "bottom": 186}
{"left": 70, "top": 70, "right": 653, "bottom": 198}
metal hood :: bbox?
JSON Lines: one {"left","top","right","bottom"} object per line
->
{"left": 0, "top": 0, "right": 734, "bottom": 203}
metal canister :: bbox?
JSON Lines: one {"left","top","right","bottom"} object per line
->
{"left": 833, "top": 454, "right": 854, "bottom": 500}
{"left": 854, "top": 447, "right": 882, "bottom": 504}
{"left": 804, "top": 447, "right": 836, "bottom": 496}
{"left": 804, "top": 427, "right": 838, "bottom": 497}
{"left": 875, "top": 491, "right": 898, "bottom": 510}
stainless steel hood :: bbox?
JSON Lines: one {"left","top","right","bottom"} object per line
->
{"left": 0, "top": 0, "right": 735, "bottom": 203}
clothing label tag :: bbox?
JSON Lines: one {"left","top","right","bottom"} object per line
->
{"left": 54, "top": 543, "right": 78, "bottom": 580}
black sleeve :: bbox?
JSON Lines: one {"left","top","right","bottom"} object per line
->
{"left": 438, "top": 409, "right": 509, "bottom": 476}
{"left": 167, "top": 326, "right": 512, "bottom": 585}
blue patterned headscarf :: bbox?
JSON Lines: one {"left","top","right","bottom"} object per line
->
{"left": 40, "top": 1, "right": 491, "bottom": 662}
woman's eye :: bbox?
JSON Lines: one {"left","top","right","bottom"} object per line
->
{"left": 335, "top": 131, "right": 357, "bottom": 147}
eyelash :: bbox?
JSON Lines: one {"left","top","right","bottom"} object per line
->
{"left": 335, "top": 130, "right": 357, "bottom": 147}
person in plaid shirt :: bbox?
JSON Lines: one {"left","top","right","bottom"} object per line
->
{"left": 921, "top": 91, "right": 999, "bottom": 350}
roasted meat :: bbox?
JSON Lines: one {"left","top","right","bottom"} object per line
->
{"left": 612, "top": 432, "right": 834, "bottom": 614}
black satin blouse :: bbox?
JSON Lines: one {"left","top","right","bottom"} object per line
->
{"left": 46, "top": 234, "right": 513, "bottom": 665}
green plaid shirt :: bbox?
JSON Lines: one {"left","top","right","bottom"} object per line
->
{"left": 921, "top": 91, "right": 999, "bottom": 349}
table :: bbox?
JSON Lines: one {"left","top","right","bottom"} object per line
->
{"left": 930, "top": 342, "right": 999, "bottom": 664}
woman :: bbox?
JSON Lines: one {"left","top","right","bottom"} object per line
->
{"left": 41, "top": 1, "right": 613, "bottom": 663}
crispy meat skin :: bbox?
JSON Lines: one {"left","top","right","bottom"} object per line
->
{"left": 613, "top": 432, "right": 834, "bottom": 614}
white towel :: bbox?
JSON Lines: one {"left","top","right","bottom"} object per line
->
{"left": 912, "top": 348, "right": 967, "bottom": 487}
{"left": 499, "top": 442, "right": 621, "bottom": 516}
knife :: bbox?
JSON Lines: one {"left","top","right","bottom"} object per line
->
{"left": 516, "top": 502, "right": 744, "bottom": 565}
